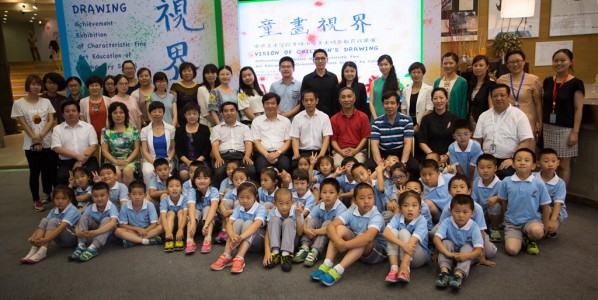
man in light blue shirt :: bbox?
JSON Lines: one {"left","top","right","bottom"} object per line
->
{"left": 269, "top": 56, "right": 301, "bottom": 119}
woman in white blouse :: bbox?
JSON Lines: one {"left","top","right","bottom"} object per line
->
{"left": 401, "top": 62, "right": 433, "bottom": 130}
{"left": 140, "top": 101, "right": 176, "bottom": 188}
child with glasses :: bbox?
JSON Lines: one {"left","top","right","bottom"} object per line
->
{"left": 448, "top": 119, "right": 483, "bottom": 181}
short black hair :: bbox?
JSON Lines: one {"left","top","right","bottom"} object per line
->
{"left": 43, "top": 72, "right": 66, "bottom": 91}
{"left": 128, "top": 181, "right": 146, "bottom": 192}
{"left": 490, "top": 83, "right": 511, "bottom": 96}
{"left": 153, "top": 158, "right": 170, "bottom": 169}
{"left": 179, "top": 62, "right": 197, "bottom": 79}
{"left": 183, "top": 102, "right": 201, "bottom": 115}
{"left": 313, "top": 49, "right": 327, "bottom": 58}
{"left": 353, "top": 182, "right": 374, "bottom": 199}
{"left": 166, "top": 176, "right": 182, "bottom": 186}
{"left": 476, "top": 154, "right": 497, "bottom": 166}
{"left": 92, "top": 182, "right": 110, "bottom": 193}
{"left": 450, "top": 194, "right": 474, "bottom": 211}
{"left": 262, "top": 92, "right": 281, "bottom": 105}
{"left": 382, "top": 90, "right": 400, "bottom": 103}
{"left": 279, "top": 56, "right": 295, "bottom": 68}
{"left": 291, "top": 169, "right": 309, "bottom": 182}
{"left": 320, "top": 178, "right": 340, "bottom": 193}
{"left": 405, "top": 179, "right": 423, "bottom": 191}
{"left": 449, "top": 174, "right": 471, "bottom": 190}
{"left": 538, "top": 148, "right": 559, "bottom": 160}
{"left": 60, "top": 100, "right": 80, "bottom": 114}
{"left": 513, "top": 148, "right": 536, "bottom": 162}
{"left": 302, "top": 89, "right": 318, "bottom": 100}
{"left": 452, "top": 119, "right": 472, "bottom": 133}
{"left": 398, "top": 190, "right": 421, "bottom": 206}
{"left": 408, "top": 62, "right": 426, "bottom": 74}
{"left": 341, "top": 157, "right": 358, "bottom": 167}
{"left": 350, "top": 163, "right": 368, "bottom": 174}
{"left": 148, "top": 101, "right": 165, "bottom": 113}
{"left": 85, "top": 75, "right": 103, "bottom": 88}
{"left": 506, "top": 49, "right": 526, "bottom": 61}
{"left": 220, "top": 101, "right": 239, "bottom": 113}
{"left": 419, "top": 159, "right": 439, "bottom": 171}
{"left": 99, "top": 163, "right": 117, "bottom": 174}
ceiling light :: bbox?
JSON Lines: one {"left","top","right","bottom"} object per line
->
{"left": 34, "top": 13, "right": 37, "bottom": 16}
{"left": 4, "top": 11, "right": 7, "bottom": 13}
{"left": 29, "top": 20, "right": 32, "bottom": 22}
{"left": 31, "top": 16, "right": 35, "bottom": 19}
{"left": 32, "top": 5, "right": 38, "bottom": 10}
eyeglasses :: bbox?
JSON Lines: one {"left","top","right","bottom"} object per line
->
{"left": 280, "top": 65, "right": 293, "bottom": 69}
{"left": 507, "top": 59, "right": 523, "bottom": 65}
{"left": 123, "top": 67, "right": 135, "bottom": 71}
{"left": 391, "top": 175, "right": 407, "bottom": 180}
{"left": 453, "top": 133, "right": 471, "bottom": 138}
{"left": 313, "top": 57, "right": 327, "bottom": 61}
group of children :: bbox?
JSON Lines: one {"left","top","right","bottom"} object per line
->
{"left": 21, "top": 120, "right": 567, "bottom": 290}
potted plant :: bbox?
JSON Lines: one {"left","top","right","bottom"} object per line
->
{"left": 491, "top": 32, "right": 522, "bottom": 63}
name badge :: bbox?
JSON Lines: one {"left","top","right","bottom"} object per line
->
{"left": 549, "top": 113, "right": 557, "bottom": 124}
{"left": 490, "top": 143, "right": 497, "bottom": 154}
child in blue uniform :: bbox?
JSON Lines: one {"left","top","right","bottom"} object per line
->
{"left": 472, "top": 154, "right": 503, "bottom": 242}
{"left": 333, "top": 157, "right": 359, "bottom": 201}
{"left": 310, "top": 183, "right": 387, "bottom": 287}
{"left": 351, "top": 162, "right": 392, "bottom": 223}
{"left": 159, "top": 176, "right": 195, "bottom": 253}
{"left": 211, "top": 181, "right": 267, "bottom": 274}
{"left": 148, "top": 158, "right": 170, "bottom": 203}
{"left": 448, "top": 119, "right": 483, "bottom": 180}
{"left": 419, "top": 159, "right": 453, "bottom": 220}
{"left": 258, "top": 167, "right": 280, "bottom": 210}
{"left": 92, "top": 164, "right": 129, "bottom": 209}
{"left": 434, "top": 195, "right": 484, "bottom": 290}
{"left": 70, "top": 182, "right": 118, "bottom": 262}
{"left": 308, "top": 155, "right": 334, "bottom": 185}
{"left": 498, "top": 148, "right": 551, "bottom": 256}
{"left": 385, "top": 162, "right": 411, "bottom": 214}
{"left": 182, "top": 161, "right": 203, "bottom": 198}
{"left": 218, "top": 167, "right": 250, "bottom": 244}
{"left": 263, "top": 188, "right": 304, "bottom": 272}
{"left": 294, "top": 178, "right": 347, "bottom": 267}
{"left": 114, "top": 181, "right": 163, "bottom": 248}
{"left": 68, "top": 167, "right": 92, "bottom": 212}
{"left": 383, "top": 191, "right": 431, "bottom": 284}
{"left": 291, "top": 169, "right": 316, "bottom": 218}
{"left": 535, "top": 148, "right": 567, "bottom": 238}
{"left": 189, "top": 165, "right": 219, "bottom": 254}
{"left": 219, "top": 160, "right": 239, "bottom": 196}
{"left": 21, "top": 186, "right": 80, "bottom": 264}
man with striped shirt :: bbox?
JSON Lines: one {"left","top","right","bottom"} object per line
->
{"left": 371, "top": 91, "right": 419, "bottom": 176}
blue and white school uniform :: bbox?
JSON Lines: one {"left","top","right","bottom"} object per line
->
{"left": 337, "top": 174, "right": 358, "bottom": 194}
{"left": 448, "top": 140, "right": 483, "bottom": 179}
{"left": 44, "top": 203, "right": 80, "bottom": 227}
{"left": 308, "top": 200, "right": 348, "bottom": 222}
{"left": 159, "top": 196, "right": 189, "bottom": 213}
{"left": 182, "top": 179, "right": 193, "bottom": 198}
{"left": 435, "top": 217, "right": 484, "bottom": 277}
{"left": 258, "top": 187, "right": 277, "bottom": 203}
{"left": 421, "top": 173, "right": 454, "bottom": 210}
{"left": 534, "top": 172, "right": 567, "bottom": 221}
{"left": 39, "top": 203, "right": 80, "bottom": 246}
{"left": 79, "top": 202, "right": 119, "bottom": 247}
{"left": 219, "top": 177, "right": 234, "bottom": 195}
{"left": 149, "top": 176, "right": 167, "bottom": 192}
{"left": 499, "top": 174, "right": 551, "bottom": 226}
{"left": 109, "top": 182, "right": 129, "bottom": 209}
{"left": 267, "top": 205, "right": 303, "bottom": 253}
{"left": 292, "top": 189, "right": 316, "bottom": 212}
{"left": 83, "top": 202, "right": 119, "bottom": 223}
{"left": 386, "top": 213, "right": 431, "bottom": 266}
{"left": 75, "top": 185, "right": 92, "bottom": 209}
{"left": 337, "top": 205, "right": 387, "bottom": 263}
{"left": 371, "top": 179, "right": 389, "bottom": 214}
{"left": 118, "top": 199, "right": 158, "bottom": 228}
{"left": 471, "top": 176, "right": 502, "bottom": 213}
{"left": 222, "top": 187, "right": 239, "bottom": 211}
{"left": 230, "top": 202, "right": 268, "bottom": 248}
{"left": 190, "top": 186, "right": 219, "bottom": 221}
{"left": 439, "top": 202, "right": 487, "bottom": 231}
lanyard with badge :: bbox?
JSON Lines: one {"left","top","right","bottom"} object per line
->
{"left": 550, "top": 73, "right": 569, "bottom": 124}
{"left": 490, "top": 110, "right": 506, "bottom": 154}
{"left": 509, "top": 73, "right": 525, "bottom": 108}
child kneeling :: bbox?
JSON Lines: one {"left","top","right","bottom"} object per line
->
{"left": 310, "top": 183, "right": 387, "bottom": 286}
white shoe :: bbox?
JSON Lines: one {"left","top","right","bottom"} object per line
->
{"left": 20, "top": 247, "right": 39, "bottom": 263}
{"left": 27, "top": 248, "right": 47, "bottom": 264}
{"left": 41, "top": 193, "right": 51, "bottom": 204}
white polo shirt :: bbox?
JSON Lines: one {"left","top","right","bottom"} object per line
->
{"left": 251, "top": 114, "right": 291, "bottom": 151}
{"left": 51, "top": 120, "right": 98, "bottom": 160}
{"left": 473, "top": 105, "right": 534, "bottom": 159}
{"left": 290, "top": 109, "right": 332, "bottom": 151}
{"left": 210, "top": 121, "right": 253, "bottom": 153}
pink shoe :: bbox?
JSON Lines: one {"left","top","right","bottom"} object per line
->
{"left": 397, "top": 271, "right": 410, "bottom": 283}
{"left": 200, "top": 240, "right": 212, "bottom": 254}
{"left": 231, "top": 256, "right": 245, "bottom": 273}
{"left": 33, "top": 200, "right": 45, "bottom": 212}
{"left": 184, "top": 242, "right": 196, "bottom": 255}
{"left": 214, "top": 231, "right": 226, "bottom": 244}
{"left": 220, "top": 231, "right": 229, "bottom": 242}
{"left": 385, "top": 270, "right": 399, "bottom": 283}
{"left": 211, "top": 254, "right": 233, "bottom": 270}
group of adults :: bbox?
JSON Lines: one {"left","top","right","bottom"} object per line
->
{"left": 12, "top": 47, "right": 584, "bottom": 212}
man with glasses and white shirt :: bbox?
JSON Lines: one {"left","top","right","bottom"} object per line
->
{"left": 300, "top": 49, "right": 339, "bottom": 118}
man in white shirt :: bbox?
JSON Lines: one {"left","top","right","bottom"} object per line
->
{"left": 251, "top": 92, "right": 292, "bottom": 173}
{"left": 51, "top": 100, "right": 99, "bottom": 185}
{"left": 290, "top": 89, "right": 332, "bottom": 168}
{"left": 474, "top": 83, "right": 534, "bottom": 179}
{"left": 210, "top": 102, "right": 255, "bottom": 184}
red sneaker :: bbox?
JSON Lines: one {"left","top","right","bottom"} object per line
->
{"left": 385, "top": 270, "right": 398, "bottom": 283}
{"left": 231, "top": 256, "right": 245, "bottom": 273}
{"left": 210, "top": 254, "right": 233, "bottom": 271}
{"left": 34, "top": 200, "right": 45, "bottom": 212}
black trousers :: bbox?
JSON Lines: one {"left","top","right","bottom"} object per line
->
{"left": 56, "top": 156, "right": 99, "bottom": 186}
{"left": 379, "top": 148, "right": 420, "bottom": 179}
{"left": 213, "top": 151, "right": 257, "bottom": 187}
{"left": 24, "top": 149, "right": 56, "bottom": 201}
{"left": 495, "top": 158, "right": 515, "bottom": 180}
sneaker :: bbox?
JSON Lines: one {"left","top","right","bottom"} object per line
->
{"left": 122, "top": 240, "right": 136, "bottom": 248}
{"left": 449, "top": 274, "right": 463, "bottom": 289}
{"left": 435, "top": 272, "right": 451, "bottom": 289}
{"left": 220, "top": 231, "right": 229, "bottom": 242}
{"left": 293, "top": 248, "right": 309, "bottom": 263}
{"left": 489, "top": 228, "right": 502, "bottom": 243}
{"left": 174, "top": 240, "right": 185, "bottom": 251}
{"left": 265, "top": 253, "right": 281, "bottom": 269}
{"left": 320, "top": 268, "right": 342, "bottom": 286}
{"left": 68, "top": 245, "right": 86, "bottom": 261}
{"left": 27, "top": 249, "right": 47, "bottom": 264}
{"left": 304, "top": 249, "right": 318, "bottom": 267}
{"left": 149, "top": 236, "right": 164, "bottom": 245}
{"left": 310, "top": 264, "right": 330, "bottom": 281}
{"left": 525, "top": 237, "right": 540, "bottom": 255}
{"left": 281, "top": 255, "right": 293, "bottom": 272}
{"left": 211, "top": 254, "right": 233, "bottom": 270}
{"left": 231, "top": 256, "right": 245, "bottom": 273}
{"left": 397, "top": 271, "right": 411, "bottom": 283}
{"left": 214, "top": 230, "right": 227, "bottom": 244}
{"left": 184, "top": 242, "right": 196, "bottom": 254}
{"left": 79, "top": 248, "right": 98, "bottom": 262}
{"left": 164, "top": 241, "right": 174, "bottom": 252}
{"left": 41, "top": 193, "right": 51, "bottom": 204}
{"left": 20, "top": 247, "right": 39, "bottom": 263}
{"left": 546, "top": 232, "right": 558, "bottom": 239}
{"left": 200, "top": 240, "right": 212, "bottom": 254}
{"left": 33, "top": 200, "right": 45, "bottom": 212}
{"left": 385, "top": 270, "right": 399, "bottom": 283}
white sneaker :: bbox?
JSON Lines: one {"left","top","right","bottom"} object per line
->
{"left": 41, "top": 193, "right": 51, "bottom": 204}
{"left": 27, "top": 248, "right": 47, "bottom": 264}
{"left": 20, "top": 246, "right": 39, "bottom": 263}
